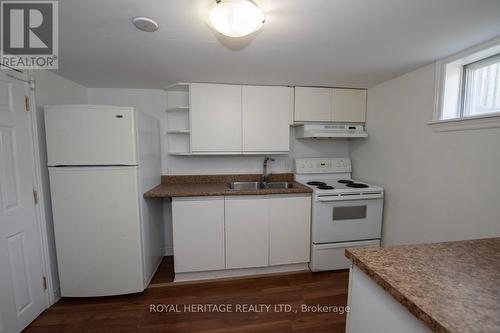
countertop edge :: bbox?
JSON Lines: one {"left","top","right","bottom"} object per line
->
{"left": 345, "top": 249, "right": 449, "bottom": 333}
{"left": 143, "top": 182, "right": 313, "bottom": 198}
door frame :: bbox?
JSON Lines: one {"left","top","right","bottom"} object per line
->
{"left": 26, "top": 68, "right": 56, "bottom": 306}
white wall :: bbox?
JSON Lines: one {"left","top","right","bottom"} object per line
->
{"left": 87, "top": 88, "right": 166, "bottom": 119}
{"left": 88, "top": 87, "right": 350, "bottom": 255}
{"left": 350, "top": 63, "right": 500, "bottom": 245}
{"left": 33, "top": 70, "right": 88, "bottom": 300}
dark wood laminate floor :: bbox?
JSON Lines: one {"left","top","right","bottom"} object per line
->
{"left": 24, "top": 258, "right": 349, "bottom": 333}
{"left": 149, "top": 256, "right": 175, "bottom": 285}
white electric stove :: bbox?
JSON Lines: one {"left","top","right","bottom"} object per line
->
{"left": 295, "top": 158, "right": 384, "bottom": 271}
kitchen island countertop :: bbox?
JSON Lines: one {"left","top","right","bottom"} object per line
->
{"left": 345, "top": 237, "right": 500, "bottom": 333}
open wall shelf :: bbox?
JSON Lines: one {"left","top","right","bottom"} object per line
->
{"left": 165, "top": 83, "right": 191, "bottom": 155}
{"left": 166, "top": 130, "right": 190, "bottom": 134}
{"left": 166, "top": 106, "right": 189, "bottom": 113}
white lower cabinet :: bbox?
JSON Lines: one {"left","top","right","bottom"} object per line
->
{"left": 269, "top": 196, "right": 311, "bottom": 265}
{"left": 225, "top": 195, "right": 311, "bottom": 269}
{"left": 225, "top": 197, "right": 269, "bottom": 269}
{"left": 172, "top": 197, "right": 225, "bottom": 273}
{"left": 172, "top": 195, "right": 311, "bottom": 276}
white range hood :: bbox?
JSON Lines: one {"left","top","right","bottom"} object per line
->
{"left": 295, "top": 124, "right": 368, "bottom": 139}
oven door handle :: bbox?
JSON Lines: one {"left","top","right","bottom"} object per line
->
{"left": 316, "top": 193, "right": 384, "bottom": 202}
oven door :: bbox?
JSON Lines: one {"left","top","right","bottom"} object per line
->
{"left": 312, "top": 197, "right": 383, "bottom": 244}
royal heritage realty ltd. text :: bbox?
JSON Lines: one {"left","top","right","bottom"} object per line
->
{"left": 150, "top": 303, "right": 350, "bottom": 314}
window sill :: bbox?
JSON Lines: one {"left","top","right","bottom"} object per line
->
{"left": 428, "top": 113, "right": 500, "bottom": 132}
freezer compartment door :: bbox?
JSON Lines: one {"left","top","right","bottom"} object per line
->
{"left": 45, "top": 105, "right": 137, "bottom": 165}
{"left": 310, "top": 240, "right": 380, "bottom": 272}
{"left": 49, "top": 166, "right": 143, "bottom": 296}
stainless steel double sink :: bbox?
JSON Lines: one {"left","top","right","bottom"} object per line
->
{"left": 228, "top": 181, "right": 295, "bottom": 191}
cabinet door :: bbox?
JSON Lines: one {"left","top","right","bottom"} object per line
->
{"left": 294, "top": 87, "right": 332, "bottom": 122}
{"left": 172, "top": 197, "right": 225, "bottom": 273}
{"left": 225, "top": 197, "right": 269, "bottom": 269}
{"left": 190, "top": 83, "right": 242, "bottom": 152}
{"left": 269, "top": 196, "right": 311, "bottom": 265}
{"left": 331, "top": 88, "right": 367, "bottom": 123}
{"left": 242, "top": 86, "right": 291, "bottom": 152}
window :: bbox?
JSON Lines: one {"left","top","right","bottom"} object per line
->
{"left": 432, "top": 39, "right": 500, "bottom": 131}
{"left": 463, "top": 54, "right": 500, "bottom": 117}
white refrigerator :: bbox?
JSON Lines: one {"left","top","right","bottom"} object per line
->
{"left": 45, "top": 104, "right": 164, "bottom": 297}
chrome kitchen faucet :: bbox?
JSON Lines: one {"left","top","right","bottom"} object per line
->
{"left": 262, "top": 157, "right": 275, "bottom": 183}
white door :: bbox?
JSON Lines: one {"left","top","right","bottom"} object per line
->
{"left": 269, "top": 196, "right": 311, "bottom": 265}
{"left": 225, "top": 197, "right": 269, "bottom": 269}
{"left": 294, "top": 87, "right": 332, "bottom": 122}
{"left": 44, "top": 105, "right": 137, "bottom": 166}
{"left": 190, "top": 83, "right": 242, "bottom": 152}
{"left": 0, "top": 70, "right": 47, "bottom": 332}
{"left": 172, "top": 197, "right": 225, "bottom": 273}
{"left": 49, "top": 166, "right": 143, "bottom": 296}
{"left": 242, "top": 86, "right": 291, "bottom": 152}
{"left": 331, "top": 88, "right": 367, "bottom": 123}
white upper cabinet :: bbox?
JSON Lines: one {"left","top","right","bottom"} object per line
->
{"left": 332, "top": 88, "right": 367, "bottom": 123}
{"left": 294, "top": 87, "right": 367, "bottom": 123}
{"left": 242, "top": 86, "right": 291, "bottom": 152}
{"left": 190, "top": 83, "right": 242, "bottom": 152}
{"left": 189, "top": 83, "right": 291, "bottom": 153}
{"left": 294, "top": 87, "right": 332, "bottom": 122}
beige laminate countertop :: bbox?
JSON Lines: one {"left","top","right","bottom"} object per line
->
{"left": 143, "top": 173, "right": 312, "bottom": 198}
{"left": 345, "top": 237, "right": 500, "bottom": 333}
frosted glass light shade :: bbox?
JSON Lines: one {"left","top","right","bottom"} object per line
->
{"left": 208, "top": 0, "right": 265, "bottom": 38}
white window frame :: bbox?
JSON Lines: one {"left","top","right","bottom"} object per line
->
{"left": 462, "top": 53, "right": 500, "bottom": 118}
{"left": 430, "top": 36, "right": 500, "bottom": 132}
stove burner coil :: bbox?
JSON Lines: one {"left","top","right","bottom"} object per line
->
{"left": 346, "top": 183, "right": 369, "bottom": 188}
{"left": 338, "top": 179, "right": 354, "bottom": 184}
{"left": 317, "top": 185, "right": 334, "bottom": 190}
{"left": 307, "top": 181, "right": 327, "bottom": 186}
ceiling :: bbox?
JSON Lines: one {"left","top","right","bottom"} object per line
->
{"left": 56, "top": 0, "right": 500, "bottom": 89}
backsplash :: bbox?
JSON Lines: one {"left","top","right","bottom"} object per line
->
{"left": 164, "top": 128, "right": 350, "bottom": 175}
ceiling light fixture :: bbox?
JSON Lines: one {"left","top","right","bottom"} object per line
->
{"left": 208, "top": 0, "right": 265, "bottom": 38}
{"left": 132, "top": 17, "right": 159, "bottom": 32}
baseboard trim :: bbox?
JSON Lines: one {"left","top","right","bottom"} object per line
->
{"left": 173, "top": 263, "right": 309, "bottom": 283}
{"left": 53, "top": 287, "right": 61, "bottom": 304}
{"left": 164, "top": 246, "right": 173, "bottom": 256}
